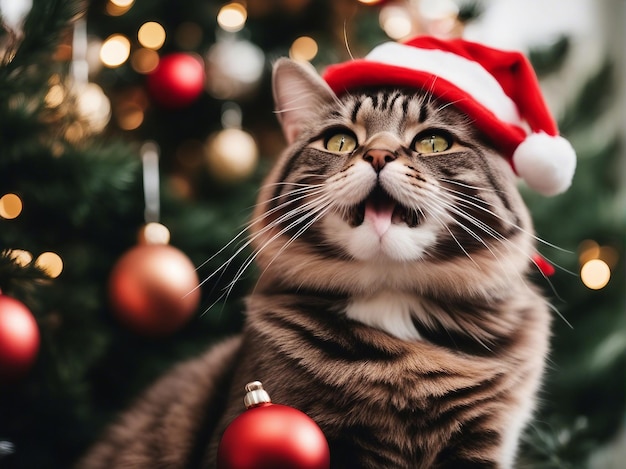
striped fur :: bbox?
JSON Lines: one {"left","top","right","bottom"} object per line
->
{"left": 77, "top": 59, "right": 551, "bottom": 468}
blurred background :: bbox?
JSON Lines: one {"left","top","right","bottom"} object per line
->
{"left": 0, "top": 0, "right": 624, "bottom": 467}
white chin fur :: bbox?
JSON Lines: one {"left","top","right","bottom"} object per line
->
{"left": 322, "top": 213, "right": 437, "bottom": 262}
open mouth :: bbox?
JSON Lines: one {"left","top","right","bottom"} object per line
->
{"left": 346, "top": 186, "right": 421, "bottom": 228}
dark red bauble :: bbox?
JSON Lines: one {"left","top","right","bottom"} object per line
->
{"left": 147, "top": 53, "right": 205, "bottom": 108}
{"left": 0, "top": 294, "right": 40, "bottom": 383}
{"left": 108, "top": 244, "right": 201, "bottom": 337}
{"left": 217, "top": 402, "right": 330, "bottom": 469}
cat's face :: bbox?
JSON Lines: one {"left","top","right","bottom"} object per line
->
{"left": 251, "top": 59, "right": 535, "bottom": 296}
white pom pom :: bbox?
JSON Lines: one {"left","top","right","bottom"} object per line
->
{"left": 512, "top": 132, "right": 576, "bottom": 196}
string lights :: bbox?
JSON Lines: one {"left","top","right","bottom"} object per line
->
{"left": 216, "top": 3, "right": 247, "bottom": 32}
{"left": 1, "top": 193, "right": 63, "bottom": 279}
{"left": 578, "top": 240, "right": 618, "bottom": 290}
{"left": 0, "top": 194, "right": 23, "bottom": 220}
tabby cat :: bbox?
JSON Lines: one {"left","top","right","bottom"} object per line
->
{"left": 78, "top": 38, "right": 561, "bottom": 468}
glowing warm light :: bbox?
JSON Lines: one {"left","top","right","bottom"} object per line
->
{"left": 64, "top": 122, "right": 85, "bottom": 143}
{"left": 131, "top": 48, "right": 160, "bottom": 74}
{"left": 380, "top": 5, "right": 413, "bottom": 39}
{"left": 358, "top": 0, "right": 383, "bottom": 4}
{"left": 138, "top": 22, "right": 166, "bottom": 50}
{"left": 581, "top": 259, "right": 610, "bottom": 290}
{"left": 106, "top": 0, "right": 134, "bottom": 16}
{"left": 578, "top": 239, "right": 600, "bottom": 264}
{"left": 217, "top": 3, "right": 247, "bottom": 32}
{"left": 599, "top": 246, "right": 619, "bottom": 269}
{"left": 0, "top": 194, "right": 23, "bottom": 219}
{"left": 100, "top": 34, "right": 131, "bottom": 67}
{"left": 289, "top": 36, "right": 319, "bottom": 62}
{"left": 45, "top": 83, "right": 65, "bottom": 108}
{"left": 116, "top": 104, "right": 144, "bottom": 130}
{"left": 75, "top": 83, "right": 111, "bottom": 133}
{"left": 6, "top": 249, "right": 33, "bottom": 266}
{"left": 35, "top": 252, "right": 64, "bottom": 278}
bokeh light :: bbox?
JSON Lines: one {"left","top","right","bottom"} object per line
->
{"left": 106, "top": 0, "right": 135, "bottom": 16}
{"left": 45, "top": 83, "right": 65, "bottom": 108}
{"left": 289, "top": 36, "right": 319, "bottom": 62}
{"left": 116, "top": 104, "right": 144, "bottom": 130}
{"left": 75, "top": 83, "right": 111, "bottom": 132}
{"left": 131, "top": 48, "right": 160, "bottom": 74}
{"left": 580, "top": 259, "right": 611, "bottom": 290}
{"left": 380, "top": 5, "right": 413, "bottom": 40}
{"left": 0, "top": 194, "right": 23, "bottom": 219}
{"left": 100, "top": 34, "right": 131, "bottom": 67}
{"left": 6, "top": 249, "right": 33, "bottom": 267}
{"left": 35, "top": 252, "right": 64, "bottom": 278}
{"left": 138, "top": 22, "right": 166, "bottom": 50}
{"left": 217, "top": 3, "right": 247, "bottom": 32}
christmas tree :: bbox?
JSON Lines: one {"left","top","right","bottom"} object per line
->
{"left": 0, "top": 1, "right": 624, "bottom": 468}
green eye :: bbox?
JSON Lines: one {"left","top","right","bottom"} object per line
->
{"left": 325, "top": 132, "right": 357, "bottom": 153}
{"left": 413, "top": 133, "right": 452, "bottom": 154}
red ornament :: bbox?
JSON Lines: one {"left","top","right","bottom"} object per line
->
{"left": 108, "top": 244, "right": 201, "bottom": 337}
{"left": 218, "top": 381, "right": 330, "bottom": 469}
{"left": 0, "top": 293, "right": 40, "bottom": 383}
{"left": 147, "top": 53, "right": 205, "bottom": 108}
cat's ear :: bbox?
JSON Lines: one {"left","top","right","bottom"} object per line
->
{"left": 272, "top": 58, "right": 337, "bottom": 145}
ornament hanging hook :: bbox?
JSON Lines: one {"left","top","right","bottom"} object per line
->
{"left": 141, "top": 141, "right": 161, "bottom": 224}
{"left": 71, "top": 17, "right": 88, "bottom": 88}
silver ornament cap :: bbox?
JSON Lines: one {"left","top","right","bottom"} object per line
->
{"left": 243, "top": 381, "right": 271, "bottom": 409}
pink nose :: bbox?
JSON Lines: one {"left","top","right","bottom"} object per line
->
{"left": 364, "top": 149, "right": 397, "bottom": 172}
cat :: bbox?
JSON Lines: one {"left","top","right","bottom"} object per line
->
{"left": 77, "top": 38, "right": 562, "bottom": 468}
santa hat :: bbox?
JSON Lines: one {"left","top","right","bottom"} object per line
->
{"left": 322, "top": 36, "right": 576, "bottom": 196}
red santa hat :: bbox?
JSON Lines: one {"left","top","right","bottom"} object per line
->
{"left": 322, "top": 36, "right": 576, "bottom": 196}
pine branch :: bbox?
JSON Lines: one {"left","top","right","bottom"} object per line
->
{"left": 1, "top": 0, "right": 83, "bottom": 71}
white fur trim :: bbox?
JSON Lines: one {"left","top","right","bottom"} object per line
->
{"left": 366, "top": 42, "right": 521, "bottom": 125}
{"left": 513, "top": 133, "right": 576, "bottom": 196}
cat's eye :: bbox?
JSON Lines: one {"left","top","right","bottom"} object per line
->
{"left": 324, "top": 131, "right": 357, "bottom": 153}
{"left": 412, "top": 132, "right": 452, "bottom": 154}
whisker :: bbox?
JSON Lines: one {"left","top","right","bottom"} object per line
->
{"left": 193, "top": 184, "right": 325, "bottom": 276}
{"left": 225, "top": 193, "right": 335, "bottom": 299}
{"left": 437, "top": 183, "right": 577, "bottom": 286}
{"left": 427, "top": 189, "right": 569, "bottom": 307}
{"left": 199, "top": 191, "right": 334, "bottom": 315}
{"left": 195, "top": 186, "right": 328, "bottom": 293}
{"left": 418, "top": 199, "right": 481, "bottom": 269}
{"left": 438, "top": 182, "right": 571, "bottom": 254}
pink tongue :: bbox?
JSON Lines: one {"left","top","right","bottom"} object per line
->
{"left": 364, "top": 199, "right": 395, "bottom": 237}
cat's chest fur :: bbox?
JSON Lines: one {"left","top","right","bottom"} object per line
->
{"left": 210, "top": 289, "right": 550, "bottom": 468}
{"left": 344, "top": 289, "right": 425, "bottom": 340}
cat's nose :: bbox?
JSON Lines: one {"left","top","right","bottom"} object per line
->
{"left": 364, "top": 149, "right": 397, "bottom": 172}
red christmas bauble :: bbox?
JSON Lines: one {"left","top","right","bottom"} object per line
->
{"left": 108, "top": 244, "right": 201, "bottom": 337}
{"left": 0, "top": 294, "right": 40, "bottom": 383}
{"left": 147, "top": 53, "right": 205, "bottom": 108}
{"left": 218, "top": 382, "right": 330, "bottom": 469}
